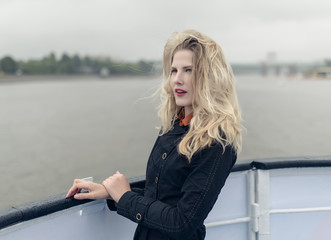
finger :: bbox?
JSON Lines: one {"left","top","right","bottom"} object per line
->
{"left": 67, "top": 181, "right": 92, "bottom": 197}
{"left": 66, "top": 179, "right": 85, "bottom": 198}
{"left": 66, "top": 185, "right": 81, "bottom": 198}
{"left": 74, "top": 178, "right": 82, "bottom": 184}
{"left": 74, "top": 192, "right": 92, "bottom": 200}
{"left": 75, "top": 182, "right": 94, "bottom": 193}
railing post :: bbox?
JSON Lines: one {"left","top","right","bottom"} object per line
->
{"left": 248, "top": 170, "right": 257, "bottom": 240}
{"left": 256, "top": 170, "right": 270, "bottom": 240}
{"left": 248, "top": 169, "right": 270, "bottom": 240}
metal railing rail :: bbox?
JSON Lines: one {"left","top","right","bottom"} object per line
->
{"left": 204, "top": 159, "right": 331, "bottom": 240}
{"left": 1, "top": 156, "right": 331, "bottom": 240}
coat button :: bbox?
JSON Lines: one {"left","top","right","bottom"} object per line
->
{"left": 155, "top": 177, "right": 158, "bottom": 184}
{"left": 162, "top": 153, "right": 167, "bottom": 159}
{"left": 136, "top": 213, "right": 142, "bottom": 221}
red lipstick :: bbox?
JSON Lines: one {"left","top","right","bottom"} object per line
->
{"left": 175, "top": 88, "right": 187, "bottom": 96}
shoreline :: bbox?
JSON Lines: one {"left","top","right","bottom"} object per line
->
{"left": 0, "top": 74, "right": 159, "bottom": 85}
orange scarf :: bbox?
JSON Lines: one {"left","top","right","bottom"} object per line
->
{"left": 177, "top": 109, "right": 193, "bottom": 126}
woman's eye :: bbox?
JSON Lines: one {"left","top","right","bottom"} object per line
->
{"left": 171, "top": 69, "right": 177, "bottom": 74}
{"left": 186, "top": 68, "right": 192, "bottom": 72}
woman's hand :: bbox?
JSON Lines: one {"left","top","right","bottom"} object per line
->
{"left": 102, "top": 171, "right": 131, "bottom": 203}
{"left": 66, "top": 179, "right": 110, "bottom": 200}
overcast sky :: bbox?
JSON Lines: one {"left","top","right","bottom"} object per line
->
{"left": 1, "top": 0, "right": 330, "bottom": 63}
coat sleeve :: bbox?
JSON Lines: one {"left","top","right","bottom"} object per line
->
{"left": 106, "top": 187, "right": 145, "bottom": 211}
{"left": 116, "top": 143, "right": 236, "bottom": 239}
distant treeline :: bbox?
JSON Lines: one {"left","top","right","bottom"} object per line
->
{"left": 1, "top": 53, "right": 330, "bottom": 77}
{"left": 0, "top": 53, "right": 159, "bottom": 76}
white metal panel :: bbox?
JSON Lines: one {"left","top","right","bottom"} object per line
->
{"left": 0, "top": 201, "right": 137, "bottom": 240}
{"left": 205, "top": 171, "right": 249, "bottom": 223}
{"left": 268, "top": 167, "right": 331, "bottom": 240}
{"left": 269, "top": 168, "right": 331, "bottom": 209}
{"left": 270, "top": 211, "right": 331, "bottom": 240}
{"left": 206, "top": 223, "right": 249, "bottom": 240}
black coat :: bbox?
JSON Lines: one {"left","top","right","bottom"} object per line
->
{"left": 108, "top": 120, "right": 237, "bottom": 240}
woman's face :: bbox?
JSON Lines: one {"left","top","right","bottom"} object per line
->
{"left": 170, "top": 49, "right": 194, "bottom": 115}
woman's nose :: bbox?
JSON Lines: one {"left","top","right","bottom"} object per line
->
{"left": 174, "top": 72, "right": 184, "bottom": 85}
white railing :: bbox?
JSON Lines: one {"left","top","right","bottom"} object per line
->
{"left": 1, "top": 158, "right": 331, "bottom": 240}
{"left": 204, "top": 166, "right": 331, "bottom": 240}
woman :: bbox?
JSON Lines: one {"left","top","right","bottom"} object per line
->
{"left": 66, "top": 29, "right": 242, "bottom": 240}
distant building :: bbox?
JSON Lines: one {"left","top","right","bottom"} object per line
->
{"left": 306, "top": 67, "right": 331, "bottom": 79}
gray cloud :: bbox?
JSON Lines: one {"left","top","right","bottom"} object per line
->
{"left": 1, "top": 0, "right": 331, "bottom": 63}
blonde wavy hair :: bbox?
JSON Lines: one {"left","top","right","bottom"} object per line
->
{"left": 158, "top": 30, "right": 242, "bottom": 161}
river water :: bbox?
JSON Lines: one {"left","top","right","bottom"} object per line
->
{"left": 1, "top": 75, "right": 331, "bottom": 210}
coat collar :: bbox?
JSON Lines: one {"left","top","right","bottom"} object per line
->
{"left": 177, "top": 108, "right": 193, "bottom": 127}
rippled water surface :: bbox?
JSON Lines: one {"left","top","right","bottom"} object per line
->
{"left": 1, "top": 75, "right": 331, "bottom": 209}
